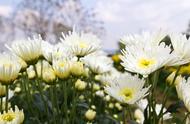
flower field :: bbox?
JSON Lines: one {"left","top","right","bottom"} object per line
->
{"left": 0, "top": 29, "right": 190, "bottom": 124}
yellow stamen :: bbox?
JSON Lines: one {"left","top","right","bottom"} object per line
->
{"left": 1, "top": 113, "right": 15, "bottom": 122}
{"left": 79, "top": 41, "right": 88, "bottom": 48}
{"left": 119, "top": 87, "right": 133, "bottom": 101}
{"left": 138, "top": 58, "right": 155, "bottom": 69}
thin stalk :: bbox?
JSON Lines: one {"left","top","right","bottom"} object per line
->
{"left": 123, "top": 106, "right": 126, "bottom": 124}
{"left": 50, "top": 86, "right": 56, "bottom": 124}
{"left": 182, "top": 112, "right": 190, "bottom": 124}
{"left": 5, "top": 85, "right": 9, "bottom": 112}
{"left": 0, "top": 97, "right": 2, "bottom": 112}
{"left": 158, "top": 66, "right": 181, "bottom": 119}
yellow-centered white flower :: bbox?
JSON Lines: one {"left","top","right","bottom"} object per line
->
{"left": 52, "top": 57, "right": 71, "bottom": 79}
{"left": 121, "top": 30, "right": 168, "bottom": 46}
{"left": 121, "top": 42, "right": 172, "bottom": 77}
{"left": 105, "top": 73, "right": 150, "bottom": 104}
{"left": 81, "top": 53, "right": 113, "bottom": 74}
{"left": 0, "top": 106, "right": 24, "bottom": 124}
{"left": 41, "top": 41, "right": 54, "bottom": 62}
{"left": 6, "top": 36, "right": 42, "bottom": 62}
{"left": 168, "top": 33, "right": 190, "bottom": 66}
{"left": 176, "top": 77, "right": 190, "bottom": 112}
{"left": 0, "top": 54, "right": 21, "bottom": 84}
{"left": 61, "top": 30, "right": 101, "bottom": 56}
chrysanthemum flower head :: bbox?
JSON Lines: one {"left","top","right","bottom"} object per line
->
{"left": 6, "top": 36, "right": 42, "bottom": 63}
{"left": 0, "top": 54, "right": 21, "bottom": 84}
{"left": 168, "top": 33, "right": 190, "bottom": 66}
{"left": 41, "top": 41, "right": 54, "bottom": 62}
{"left": 52, "top": 57, "right": 72, "bottom": 79}
{"left": 105, "top": 73, "right": 150, "bottom": 104}
{"left": 81, "top": 52, "right": 113, "bottom": 74}
{"left": 61, "top": 30, "right": 101, "bottom": 56}
{"left": 0, "top": 106, "right": 24, "bottom": 124}
{"left": 120, "top": 41, "right": 172, "bottom": 77}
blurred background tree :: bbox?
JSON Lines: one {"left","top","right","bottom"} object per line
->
{"left": 0, "top": 0, "right": 104, "bottom": 51}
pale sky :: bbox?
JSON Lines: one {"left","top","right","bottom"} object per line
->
{"left": 0, "top": 0, "right": 190, "bottom": 50}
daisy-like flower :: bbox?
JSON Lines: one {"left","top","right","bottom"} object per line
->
{"left": 136, "top": 99, "right": 172, "bottom": 123}
{"left": 6, "top": 36, "right": 42, "bottom": 63}
{"left": 41, "top": 41, "right": 54, "bottom": 62}
{"left": 168, "top": 33, "right": 190, "bottom": 66}
{"left": 105, "top": 73, "right": 150, "bottom": 104}
{"left": 0, "top": 106, "right": 24, "bottom": 124}
{"left": 81, "top": 53, "right": 113, "bottom": 74}
{"left": 120, "top": 42, "right": 172, "bottom": 77}
{"left": 176, "top": 77, "right": 190, "bottom": 112}
{"left": 61, "top": 30, "right": 101, "bottom": 56}
{"left": 121, "top": 30, "right": 168, "bottom": 46}
{"left": 0, "top": 54, "right": 21, "bottom": 84}
{"left": 52, "top": 57, "right": 72, "bottom": 79}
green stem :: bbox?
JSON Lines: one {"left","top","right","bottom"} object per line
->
{"left": 0, "top": 97, "right": 2, "bottom": 112}
{"left": 182, "top": 112, "right": 190, "bottom": 124}
{"left": 123, "top": 106, "right": 126, "bottom": 124}
{"left": 158, "top": 66, "right": 181, "bottom": 119}
{"left": 5, "top": 85, "right": 9, "bottom": 112}
{"left": 50, "top": 86, "right": 56, "bottom": 124}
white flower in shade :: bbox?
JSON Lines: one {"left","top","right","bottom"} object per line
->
{"left": 105, "top": 73, "right": 150, "bottom": 104}
{"left": 134, "top": 109, "right": 144, "bottom": 124}
{"left": 61, "top": 30, "right": 101, "bottom": 56}
{"left": 6, "top": 36, "right": 42, "bottom": 63}
{"left": 121, "top": 30, "right": 167, "bottom": 46}
{"left": 120, "top": 42, "right": 172, "bottom": 77}
{"left": 52, "top": 43, "right": 74, "bottom": 60}
{"left": 176, "top": 78, "right": 190, "bottom": 100}
{"left": 176, "top": 77, "right": 190, "bottom": 112}
{"left": 0, "top": 106, "right": 24, "bottom": 124}
{"left": 41, "top": 41, "right": 54, "bottom": 62}
{"left": 168, "top": 33, "right": 190, "bottom": 66}
{"left": 0, "top": 54, "right": 21, "bottom": 84}
{"left": 81, "top": 53, "right": 113, "bottom": 74}
{"left": 136, "top": 99, "right": 172, "bottom": 123}
{"left": 52, "top": 57, "right": 71, "bottom": 79}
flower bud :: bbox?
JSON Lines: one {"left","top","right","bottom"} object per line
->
{"left": 134, "top": 109, "right": 144, "bottom": 124}
{"left": 26, "top": 65, "right": 36, "bottom": 79}
{"left": 75, "top": 79, "right": 87, "bottom": 91}
{"left": 166, "top": 71, "right": 182, "bottom": 86}
{"left": 42, "top": 68, "right": 56, "bottom": 85}
{"left": 93, "top": 84, "right": 100, "bottom": 91}
{"left": 85, "top": 109, "right": 96, "bottom": 121}
{"left": 71, "top": 61, "right": 84, "bottom": 76}
{"left": 115, "top": 102, "right": 122, "bottom": 111}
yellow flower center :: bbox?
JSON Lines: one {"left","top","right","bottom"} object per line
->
{"left": 58, "top": 62, "right": 65, "bottom": 67}
{"left": 78, "top": 41, "right": 88, "bottom": 48}
{"left": 1, "top": 113, "right": 15, "bottom": 122}
{"left": 119, "top": 87, "right": 134, "bottom": 101}
{"left": 138, "top": 58, "right": 155, "bottom": 69}
{"left": 3, "top": 63, "right": 12, "bottom": 68}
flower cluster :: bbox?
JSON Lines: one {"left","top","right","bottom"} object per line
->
{"left": 0, "top": 29, "right": 190, "bottom": 124}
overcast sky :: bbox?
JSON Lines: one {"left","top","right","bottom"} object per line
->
{"left": 0, "top": 0, "right": 190, "bottom": 50}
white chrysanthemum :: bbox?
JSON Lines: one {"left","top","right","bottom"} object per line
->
{"left": 52, "top": 57, "right": 72, "bottom": 79}
{"left": 0, "top": 54, "right": 21, "bottom": 84}
{"left": 0, "top": 106, "right": 24, "bottom": 124}
{"left": 81, "top": 53, "right": 113, "bottom": 74}
{"left": 61, "top": 30, "right": 101, "bottom": 56}
{"left": 120, "top": 42, "right": 172, "bottom": 77}
{"left": 121, "top": 30, "right": 167, "bottom": 46}
{"left": 6, "top": 36, "right": 42, "bottom": 62}
{"left": 136, "top": 99, "right": 172, "bottom": 123}
{"left": 168, "top": 33, "right": 190, "bottom": 66}
{"left": 52, "top": 43, "right": 74, "bottom": 60}
{"left": 41, "top": 41, "right": 54, "bottom": 62}
{"left": 176, "top": 77, "right": 190, "bottom": 112}
{"left": 105, "top": 74, "right": 150, "bottom": 104}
